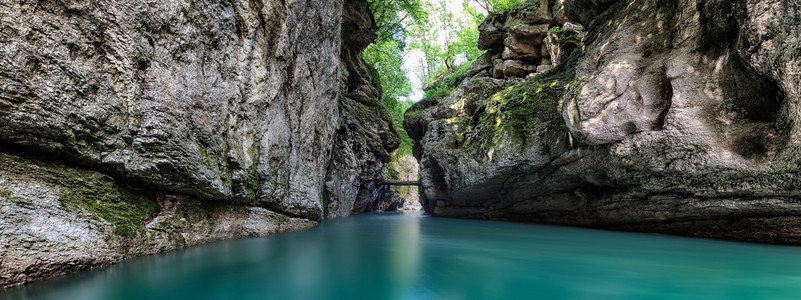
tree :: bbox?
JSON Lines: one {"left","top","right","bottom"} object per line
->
{"left": 361, "top": 0, "right": 424, "bottom": 146}
{"left": 363, "top": 39, "right": 413, "bottom": 113}
{"left": 472, "top": 0, "right": 528, "bottom": 13}
{"left": 405, "top": 0, "right": 486, "bottom": 87}
{"left": 366, "top": 0, "right": 427, "bottom": 47}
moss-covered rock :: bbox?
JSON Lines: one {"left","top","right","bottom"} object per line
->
{"left": 0, "top": 149, "right": 317, "bottom": 287}
{"left": 324, "top": 1, "right": 402, "bottom": 218}
{"left": 406, "top": 0, "right": 801, "bottom": 245}
{"left": 0, "top": 151, "right": 158, "bottom": 237}
{"left": 462, "top": 55, "right": 579, "bottom": 158}
{"left": 58, "top": 171, "right": 159, "bottom": 237}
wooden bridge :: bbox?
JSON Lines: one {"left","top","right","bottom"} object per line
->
{"left": 379, "top": 179, "right": 421, "bottom": 186}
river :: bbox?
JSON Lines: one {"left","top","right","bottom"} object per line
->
{"left": 3, "top": 212, "right": 801, "bottom": 299}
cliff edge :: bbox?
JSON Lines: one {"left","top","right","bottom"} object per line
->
{"left": 0, "top": 0, "right": 398, "bottom": 287}
{"left": 406, "top": 0, "right": 801, "bottom": 244}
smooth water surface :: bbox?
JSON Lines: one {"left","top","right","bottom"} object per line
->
{"left": 4, "top": 212, "right": 801, "bottom": 300}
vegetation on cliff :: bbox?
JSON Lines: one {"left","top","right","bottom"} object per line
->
{"left": 358, "top": 0, "right": 537, "bottom": 208}
{"left": 0, "top": 151, "right": 159, "bottom": 237}
{"left": 462, "top": 54, "right": 579, "bottom": 157}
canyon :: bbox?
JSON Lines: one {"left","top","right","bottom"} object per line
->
{"left": 2, "top": 0, "right": 801, "bottom": 288}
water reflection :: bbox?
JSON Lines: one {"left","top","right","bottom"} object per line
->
{"left": 4, "top": 212, "right": 801, "bottom": 300}
{"left": 389, "top": 212, "right": 421, "bottom": 300}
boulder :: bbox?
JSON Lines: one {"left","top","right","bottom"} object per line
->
{"left": 502, "top": 39, "right": 542, "bottom": 61}
{"left": 478, "top": 15, "right": 506, "bottom": 51}
{"left": 521, "top": 0, "right": 555, "bottom": 24}
{"left": 508, "top": 24, "right": 550, "bottom": 41}
{"left": 467, "top": 52, "right": 494, "bottom": 77}
{"left": 536, "top": 64, "right": 553, "bottom": 73}
{"left": 492, "top": 59, "right": 506, "bottom": 79}
{"left": 503, "top": 60, "right": 538, "bottom": 78}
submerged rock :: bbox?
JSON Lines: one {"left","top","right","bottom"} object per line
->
{"left": 406, "top": 0, "right": 801, "bottom": 245}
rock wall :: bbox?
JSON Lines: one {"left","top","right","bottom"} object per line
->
{"left": 0, "top": 150, "right": 314, "bottom": 287}
{"left": 0, "top": 0, "right": 398, "bottom": 287}
{"left": 406, "top": 0, "right": 801, "bottom": 244}
{"left": 469, "top": 0, "right": 574, "bottom": 79}
{"left": 324, "top": 0, "right": 401, "bottom": 218}
{"left": 0, "top": 0, "right": 342, "bottom": 220}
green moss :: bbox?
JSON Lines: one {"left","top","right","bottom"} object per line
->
{"left": 197, "top": 143, "right": 215, "bottom": 168}
{"left": 422, "top": 61, "right": 474, "bottom": 102}
{"left": 489, "top": 0, "right": 538, "bottom": 13}
{"left": 404, "top": 106, "right": 424, "bottom": 119}
{"left": 363, "top": 58, "right": 383, "bottom": 99}
{"left": 461, "top": 53, "right": 581, "bottom": 157}
{"left": 455, "top": 26, "right": 586, "bottom": 158}
{"left": 245, "top": 145, "right": 262, "bottom": 202}
{"left": 0, "top": 151, "right": 159, "bottom": 237}
{"left": 405, "top": 96, "right": 440, "bottom": 120}
{"left": 58, "top": 170, "right": 159, "bottom": 237}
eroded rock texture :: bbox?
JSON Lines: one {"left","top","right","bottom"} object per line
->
{"left": 406, "top": 0, "right": 801, "bottom": 244}
{"left": 0, "top": 0, "right": 342, "bottom": 219}
{"left": 324, "top": 0, "right": 401, "bottom": 218}
{"left": 0, "top": 0, "right": 396, "bottom": 287}
{"left": 471, "top": 0, "right": 577, "bottom": 79}
{"left": 0, "top": 150, "right": 315, "bottom": 287}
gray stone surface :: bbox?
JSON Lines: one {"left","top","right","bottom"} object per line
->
{"left": 0, "top": 0, "right": 398, "bottom": 287}
{"left": 0, "top": 0, "right": 343, "bottom": 220}
{"left": 407, "top": 0, "right": 801, "bottom": 245}
{"left": 0, "top": 151, "right": 315, "bottom": 287}
{"left": 324, "top": 0, "right": 401, "bottom": 218}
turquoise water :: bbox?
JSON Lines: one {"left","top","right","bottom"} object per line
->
{"left": 4, "top": 212, "right": 801, "bottom": 300}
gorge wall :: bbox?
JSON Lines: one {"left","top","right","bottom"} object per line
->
{"left": 0, "top": 0, "right": 398, "bottom": 286}
{"left": 406, "top": 0, "right": 801, "bottom": 244}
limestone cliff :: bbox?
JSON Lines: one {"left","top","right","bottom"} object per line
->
{"left": 324, "top": 0, "right": 402, "bottom": 218}
{"left": 0, "top": 0, "right": 397, "bottom": 287}
{"left": 406, "top": 0, "right": 801, "bottom": 244}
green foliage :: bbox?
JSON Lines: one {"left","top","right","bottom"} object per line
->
{"left": 405, "top": 96, "right": 439, "bottom": 119}
{"left": 452, "top": 5, "right": 484, "bottom": 61}
{"left": 407, "top": 0, "right": 484, "bottom": 82}
{"left": 367, "top": 0, "right": 427, "bottom": 47}
{"left": 363, "top": 39, "right": 413, "bottom": 107}
{"left": 362, "top": 41, "right": 415, "bottom": 161}
{"left": 473, "top": 0, "right": 530, "bottom": 13}
{"left": 547, "top": 26, "right": 582, "bottom": 47}
{"left": 422, "top": 60, "right": 473, "bottom": 101}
